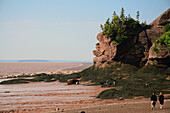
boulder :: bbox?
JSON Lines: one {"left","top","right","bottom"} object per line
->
{"left": 67, "top": 79, "right": 79, "bottom": 85}
{"left": 149, "top": 43, "right": 169, "bottom": 59}
{"left": 147, "top": 43, "right": 170, "bottom": 66}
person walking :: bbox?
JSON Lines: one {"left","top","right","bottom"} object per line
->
{"left": 151, "top": 92, "right": 157, "bottom": 109}
{"left": 159, "top": 92, "right": 164, "bottom": 109}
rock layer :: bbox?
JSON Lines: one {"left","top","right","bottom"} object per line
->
{"left": 93, "top": 9, "right": 170, "bottom": 68}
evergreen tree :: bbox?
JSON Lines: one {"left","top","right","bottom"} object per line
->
{"left": 103, "top": 18, "right": 110, "bottom": 34}
{"left": 125, "top": 16, "right": 128, "bottom": 21}
{"left": 120, "top": 8, "right": 125, "bottom": 25}
{"left": 113, "top": 11, "right": 117, "bottom": 17}
{"left": 136, "top": 11, "right": 139, "bottom": 21}
{"left": 100, "top": 8, "right": 145, "bottom": 44}
{"left": 128, "top": 14, "right": 131, "bottom": 19}
{"left": 144, "top": 20, "right": 147, "bottom": 24}
{"left": 105, "top": 18, "right": 110, "bottom": 26}
{"left": 112, "top": 15, "right": 120, "bottom": 26}
{"left": 100, "top": 24, "right": 104, "bottom": 30}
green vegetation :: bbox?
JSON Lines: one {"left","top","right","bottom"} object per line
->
{"left": 153, "top": 45, "right": 159, "bottom": 53}
{"left": 157, "top": 31, "right": 170, "bottom": 51}
{"left": 164, "top": 24, "right": 170, "bottom": 32}
{"left": 100, "top": 8, "right": 148, "bottom": 44}
{"left": 136, "top": 11, "right": 139, "bottom": 20}
{"left": 153, "top": 24, "right": 170, "bottom": 52}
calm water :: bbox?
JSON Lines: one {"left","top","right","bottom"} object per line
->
{"left": 0, "top": 62, "right": 92, "bottom": 76}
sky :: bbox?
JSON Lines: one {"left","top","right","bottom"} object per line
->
{"left": 0, "top": 0, "right": 169, "bottom": 62}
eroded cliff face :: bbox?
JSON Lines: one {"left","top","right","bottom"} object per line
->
{"left": 93, "top": 9, "right": 170, "bottom": 68}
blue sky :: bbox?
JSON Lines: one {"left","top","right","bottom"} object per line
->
{"left": 0, "top": 0, "right": 169, "bottom": 61}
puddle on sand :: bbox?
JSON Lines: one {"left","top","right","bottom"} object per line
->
{"left": 0, "top": 81, "right": 98, "bottom": 111}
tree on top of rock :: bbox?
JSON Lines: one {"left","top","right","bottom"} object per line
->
{"left": 136, "top": 11, "right": 139, "bottom": 21}
{"left": 120, "top": 7, "right": 125, "bottom": 25}
{"left": 113, "top": 11, "right": 117, "bottom": 17}
{"left": 100, "top": 8, "right": 148, "bottom": 44}
{"left": 128, "top": 14, "right": 131, "bottom": 20}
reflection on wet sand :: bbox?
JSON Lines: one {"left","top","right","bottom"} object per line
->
{"left": 0, "top": 81, "right": 106, "bottom": 112}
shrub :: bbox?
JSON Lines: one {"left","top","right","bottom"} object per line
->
{"left": 153, "top": 26, "right": 170, "bottom": 53}
{"left": 164, "top": 24, "right": 170, "bottom": 32}
{"left": 153, "top": 45, "right": 159, "bottom": 53}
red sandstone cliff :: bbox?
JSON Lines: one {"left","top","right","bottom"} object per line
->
{"left": 93, "top": 9, "right": 170, "bottom": 68}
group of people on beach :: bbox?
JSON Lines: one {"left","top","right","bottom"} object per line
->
{"left": 151, "top": 92, "right": 164, "bottom": 110}
{"left": 106, "top": 79, "right": 116, "bottom": 87}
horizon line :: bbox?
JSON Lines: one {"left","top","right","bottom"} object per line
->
{"left": 0, "top": 60, "right": 93, "bottom": 63}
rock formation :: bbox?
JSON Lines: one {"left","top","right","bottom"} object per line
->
{"left": 67, "top": 79, "right": 79, "bottom": 85}
{"left": 93, "top": 9, "right": 170, "bottom": 68}
{"left": 146, "top": 9, "right": 170, "bottom": 66}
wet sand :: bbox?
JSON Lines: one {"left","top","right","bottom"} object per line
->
{"left": 1, "top": 80, "right": 169, "bottom": 113}
{"left": 1, "top": 81, "right": 170, "bottom": 113}
{"left": 0, "top": 81, "right": 109, "bottom": 113}
{"left": 56, "top": 99, "right": 170, "bottom": 113}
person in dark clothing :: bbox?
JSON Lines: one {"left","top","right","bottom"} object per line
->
{"left": 151, "top": 92, "right": 157, "bottom": 109}
{"left": 159, "top": 92, "right": 164, "bottom": 109}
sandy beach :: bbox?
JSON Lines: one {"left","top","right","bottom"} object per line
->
{"left": 53, "top": 99, "right": 170, "bottom": 113}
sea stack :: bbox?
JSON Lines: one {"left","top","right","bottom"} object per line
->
{"left": 93, "top": 9, "right": 170, "bottom": 68}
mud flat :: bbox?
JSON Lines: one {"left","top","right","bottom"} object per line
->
{"left": 1, "top": 80, "right": 169, "bottom": 113}
{"left": 0, "top": 81, "right": 109, "bottom": 113}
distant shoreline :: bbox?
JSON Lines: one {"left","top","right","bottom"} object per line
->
{"left": 0, "top": 62, "right": 92, "bottom": 79}
{"left": 0, "top": 60, "right": 92, "bottom": 63}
